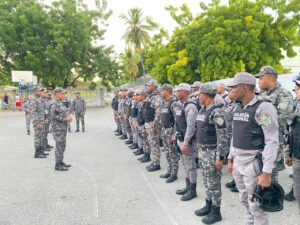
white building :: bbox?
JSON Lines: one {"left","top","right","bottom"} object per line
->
{"left": 281, "top": 46, "right": 300, "bottom": 75}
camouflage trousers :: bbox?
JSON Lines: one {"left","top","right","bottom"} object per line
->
{"left": 272, "top": 135, "right": 285, "bottom": 183}
{"left": 178, "top": 140, "right": 197, "bottom": 183}
{"left": 33, "top": 122, "right": 44, "bottom": 149}
{"left": 161, "top": 127, "right": 180, "bottom": 176}
{"left": 113, "top": 111, "right": 122, "bottom": 132}
{"left": 43, "top": 121, "right": 50, "bottom": 148}
{"left": 52, "top": 127, "right": 67, "bottom": 163}
{"left": 25, "top": 113, "right": 31, "bottom": 131}
{"left": 125, "top": 118, "right": 133, "bottom": 140}
{"left": 145, "top": 122, "right": 161, "bottom": 165}
{"left": 138, "top": 125, "right": 150, "bottom": 153}
{"left": 129, "top": 117, "right": 138, "bottom": 144}
{"left": 198, "top": 145, "right": 222, "bottom": 207}
{"left": 120, "top": 117, "right": 127, "bottom": 135}
{"left": 75, "top": 114, "right": 85, "bottom": 131}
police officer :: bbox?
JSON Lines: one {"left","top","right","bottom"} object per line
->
{"left": 173, "top": 83, "right": 198, "bottom": 201}
{"left": 30, "top": 87, "right": 47, "bottom": 158}
{"left": 256, "top": 66, "right": 293, "bottom": 181}
{"left": 227, "top": 72, "right": 279, "bottom": 225}
{"left": 123, "top": 88, "right": 135, "bottom": 145}
{"left": 194, "top": 83, "right": 227, "bottom": 224}
{"left": 285, "top": 79, "right": 300, "bottom": 212}
{"left": 129, "top": 91, "right": 139, "bottom": 150}
{"left": 112, "top": 88, "right": 122, "bottom": 136}
{"left": 118, "top": 90, "right": 128, "bottom": 139}
{"left": 159, "top": 84, "right": 180, "bottom": 183}
{"left": 134, "top": 90, "right": 151, "bottom": 162}
{"left": 190, "top": 81, "right": 202, "bottom": 103}
{"left": 72, "top": 91, "right": 86, "bottom": 132}
{"left": 144, "top": 79, "right": 162, "bottom": 172}
{"left": 22, "top": 96, "right": 31, "bottom": 135}
{"left": 41, "top": 89, "right": 53, "bottom": 151}
{"left": 51, "top": 87, "right": 72, "bottom": 171}
{"left": 215, "top": 81, "right": 229, "bottom": 106}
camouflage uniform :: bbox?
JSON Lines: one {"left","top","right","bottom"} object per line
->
{"left": 259, "top": 84, "right": 293, "bottom": 182}
{"left": 22, "top": 100, "right": 31, "bottom": 133}
{"left": 72, "top": 97, "right": 86, "bottom": 131}
{"left": 30, "top": 94, "right": 45, "bottom": 155}
{"left": 160, "top": 97, "right": 180, "bottom": 176}
{"left": 137, "top": 100, "right": 150, "bottom": 153}
{"left": 123, "top": 95, "right": 133, "bottom": 140}
{"left": 111, "top": 94, "right": 121, "bottom": 132}
{"left": 197, "top": 104, "right": 227, "bottom": 208}
{"left": 41, "top": 96, "right": 51, "bottom": 149}
{"left": 51, "top": 97, "right": 68, "bottom": 164}
{"left": 118, "top": 98, "right": 127, "bottom": 136}
{"left": 130, "top": 99, "right": 139, "bottom": 146}
{"left": 144, "top": 90, "right": 162, "bottom": 166}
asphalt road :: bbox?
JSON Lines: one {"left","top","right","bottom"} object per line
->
{"left": 0, "top": 107, "right": 298, "bottom": 225}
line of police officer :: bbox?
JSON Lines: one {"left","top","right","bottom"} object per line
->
{"left": 111, "top": 66, "right": 300, "bottom": 225}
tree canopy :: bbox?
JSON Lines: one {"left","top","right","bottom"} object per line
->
{"left": 145, "top": 0, "right": 300, "bottom": 85}
{"left": 0, "top": 0, "right": 119, "bottom": 88}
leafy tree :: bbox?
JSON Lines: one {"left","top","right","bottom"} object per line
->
{"left": 120, "top": 7, "right": 157, "bottom": 84}
{"left": 146, "top": 0, "right": 300, "bottom": 84}
{"left": 0, "top": 0, "right": 119, "bottom": 88}
{"left": 119, "top": 49, "right": 139, "bottom": 85}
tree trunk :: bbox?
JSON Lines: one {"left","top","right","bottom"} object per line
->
{"left": 139, "top": 50, "right": 146, "bottom": 85}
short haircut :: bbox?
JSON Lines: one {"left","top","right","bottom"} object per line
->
{"left": 243, "top": 84, "right": 256, "bottom": 92}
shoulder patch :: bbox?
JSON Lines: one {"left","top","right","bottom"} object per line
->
{"left": 258, "top": 114, "right": 272, "bottom": 127}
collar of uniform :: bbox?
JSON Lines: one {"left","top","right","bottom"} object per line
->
{"left": 243, "top": 96, "right": 259, "bottom": 109}
{"left": 265, "top": 85, "right": 279, "bottom": 94}
{"left": 205, "top": 103, "right": 215, "bottom": 110}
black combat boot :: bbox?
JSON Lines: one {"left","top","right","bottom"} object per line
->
{"left": 181, "top": 183, "right": 197, "bottom": 201}
{"left": 115, "top": 131, "right": 122, "bottom": 136}
{"left": 284, "top": 188, "right": 296, "bottom": 201}
{"left": 230, "top": 186, "right": 239, "bottom": 193}
{"left": 201, "top": 206, "right": 222, "bottom": 224}
{"left": 176, "top": 178, "right": 190, "bottom": 195}
{"left": 61, "top": 162, "right": 71, "bottom": 168}
{"left": 119, "top": 135, "right": 128, "bottom": 140}
{"left": 114, "top": 129, "right": 119, "bottom": 133}
{"left": 82, "top": 128, "right": 85, "bottom": 132}
{"left": 138, "top": 154, "right": 146, "bottom": 161}
{"left": 134, "top": 148, "right": 144, "bottom": 156}
{"left": 225, "top": 179, "right": 236, "bottom": 188}
{"left": 147, "top": 164, "right": 161, "bottom": 172}
{"left": 195, "top": 199, "right": 212, "bottom": 217}
{"left": 46, "top": 144, "right": 54, "bottom": 149}
{"left": 160, "top": 173, "right": 170, "bottom": 179}
{"left": 55, "top": 163, "right": 68, "bottom": 171}
{"left": 130, "top": 143, "right": 138, "bottom": 149}
{"left": 166, "top": 175, "right": 178, "bottom": 183}
{"left": 75, "top": 129, "right": 80, "bottom": 133}
{"left": 146, "top": 162, "right": 154, "bottom": 170}
{"left": 34, "top": 147, "right": 46, "bottom": 158}
{"left": 125, "top": 140, "right": 133, "bottom": 145}
{"left": 27, "top": 130, "right": 30, "bottom": 135}
{"left": 140, "top": 153, "right": 151, "bottom": 163}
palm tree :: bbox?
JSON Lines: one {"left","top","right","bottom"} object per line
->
{"left": 120, "top": 7, "right": 157, "bottom": 85}
{"left": 119, "top": 49, "right": 139, "bottom": 86}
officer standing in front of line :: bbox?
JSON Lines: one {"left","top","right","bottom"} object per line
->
{"left": 227, "top": 72, "right": 279, "bottom": 225}
{"left": 72, "top": 91, "right": 86, "bottom": 132}
{"left": 194, "top": 83, "right": 227, "bottom": 224}
{"left": 51, "top": 87, "right": 72, "bottom": 171}
{"left": 173, "top": 83, "right": 198, "bottom": 201}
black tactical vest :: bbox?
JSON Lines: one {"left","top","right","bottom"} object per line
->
{"left": 196, "top": 104, "right": 223, "bottom": 145}
{"left": 130, "top": 103, "right": 138, "bottom": 118}
{"left": 137, "top": 102, "right": 145, "bottom": 126}
{"left": 290, "top": 116, "right": 300, "bottom": 159}
{"left": 144, "top": 93, "right": 158, "bottom": 123}
{"left": 175, "top": 101, "right": 197, "bottom": 134}
{"left": 112, "top": 96, "right": 119, "bottom": 111}
{"left": 161, "top": 99, "right": 175, "bottom": 128}
{"left": 232, "top": 101, "right": 265, "bottom": 150}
